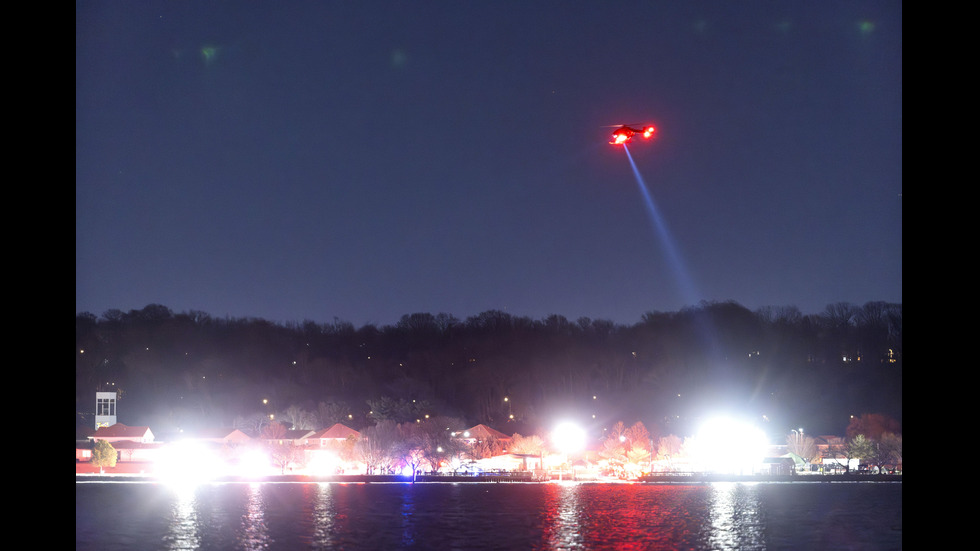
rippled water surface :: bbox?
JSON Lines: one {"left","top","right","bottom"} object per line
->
{"left": 76, "top": 481, "right": 901, "bottom": 550}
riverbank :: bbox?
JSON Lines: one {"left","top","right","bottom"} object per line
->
{"left": 75, "top": 469, "right": 901, "bottom": 484}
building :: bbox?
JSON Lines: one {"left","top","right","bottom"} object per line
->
{"left": 173, "top": 427, "right": 252, "bottom": 446}
{"left": 304, "top": 423, "right": 363, "bottom": 474}
{"left": 309, "top": 423, "right": 361, "bottom": 447}
{"left": 77, "top": 423, "right": 161, "bottom": 464}
{"left": 87, "top": 423, "right": 155, "bottom": 444}
{"left": 95, "top": 391, "right": 117, "bottom": 429}
{"left": 454, "top": 424, "right": 512, "bottom": 446}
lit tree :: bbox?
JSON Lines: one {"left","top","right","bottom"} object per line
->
{"left": 625, "top": 448, "right": 652, "bottom": 478}
{"left": 865, "top": 432, "right": 902, "bottom": 473}
{"left": 356, "top": 420, "right": 400, "bottom": 474}
{"left": 598, "top": 422, "right": 652, "bottom": 479}
{"left": 828, "top": 434, "right": 872, "bottom": 473}
{"left": 261, "top": 421, "right": 300, "bottom": 474}
{"left": 656, "top": 435, "right": 684, "bottom": 471}
{"left": 846, "top": 413, "right": 901, "bottom": 441}
{"left": 881, "top": 432, "right": 902, "bottom": 470}
{"left": 469, "top": 433, "right": 504, "bottom": 459}
{"left": 398, "top": 423, "right": 431, "bottom": 481}
{"left": 624, "top": 422, "right": 652, "bottom": 451}
{"left": 509, "top": 434, "right": 546, "bottom": 456}
{"left": 848, "top": 434, "right": 874, "bottom": 465}
{"left": 338, "top": 434, "right": 359, "bottom": 465}
{"left": 415, "top": 416, "right": 468, "bottom": 474}
{"left": 786, "top": 431, "right": 817, "bottom": 469}
{"left": 91, "top": 440, "right": 117, "bottom": 473}
{"left": 598, "top": 437, "right": 628, "bottom": 477}
{"left": 508, "top": 434, "right": 546, "bottom": 472}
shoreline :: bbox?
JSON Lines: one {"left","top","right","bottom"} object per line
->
{"left": 75, "top": 472, "right": 902, "bottom": 484}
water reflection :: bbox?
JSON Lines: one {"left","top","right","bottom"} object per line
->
{"left": 311, "top": 483, "right": 335, "bottom": 547}
{"left": 544, "top": 483, "right": 584, "bottom": 549}
{"left": 164, "top": 485, "right": 201, "bottom": 550}
{"left": 399, "top": 484, "right": 418, "bottom": 547}
{"left": 708, "top": 482, "right": 766, "bottom": 550}
{"left": 76, "top": 481, "right": 901, "bottom": 551}
{"left": 238, "top": 483, "right": 271, "bottom": 550}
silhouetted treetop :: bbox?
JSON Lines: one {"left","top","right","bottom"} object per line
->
{"left": 76, "top": 301, "right": 901, "bottom": 437}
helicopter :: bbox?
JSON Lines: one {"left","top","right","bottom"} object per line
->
{"left": 607, "top": 124, "right": 656, "bottom": 145}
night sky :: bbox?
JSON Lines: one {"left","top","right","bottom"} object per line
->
{"left": 76, "top": 2, "right": 902, "bottom": 328}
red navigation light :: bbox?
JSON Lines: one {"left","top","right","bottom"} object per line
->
{"left": 643, "top": 126, "right": 656, "bottom": 139}
{"left": 610, "top": 131, "right": 630, "bottom": 145}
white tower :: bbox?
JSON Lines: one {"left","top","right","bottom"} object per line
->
{"left": 95, "top": 391, "right": 117, "bottom": 429}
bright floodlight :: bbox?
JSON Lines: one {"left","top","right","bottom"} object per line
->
{"left": 691, "top": 416, "right": 769, "bottom": 475}
{"left": 552, "top": 422, "right": 586, "bottom": 453}
{"left": 156, "top": 440, "right": 223, "bottom": 485}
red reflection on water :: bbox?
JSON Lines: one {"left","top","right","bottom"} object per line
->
{"left": 539, "top": 483, "right": 714, "bottom": 549}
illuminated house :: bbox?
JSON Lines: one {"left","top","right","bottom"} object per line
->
{"left": 454, "top": 424, "right": 512, "bottom": 445}
{"left": 173, "top": 427, "right": 252, "bottom": 446}
{"left": 453, "top": 424, "right": 513, "bottom": 458}
{"left": 78, "top": 423, "right": 161, "bottom": 463}
{"left": 87, "top": 423, "right": 155, "bottom": 444}
{"left": 304, "top": 423, "right": 363, "bottom": 474}
{"left": 283, "top": 429, "right": 317, "bottom": 445}
{"left": 309, "top": 423, "right": 361, "bottom": 446}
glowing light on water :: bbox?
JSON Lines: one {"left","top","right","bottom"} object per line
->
{"left": 164, "top": 485, "right": 201, "bottom": 549}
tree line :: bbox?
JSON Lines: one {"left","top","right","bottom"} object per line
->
{"left": 75, "top": 300, "right": 901, "bottom": 438}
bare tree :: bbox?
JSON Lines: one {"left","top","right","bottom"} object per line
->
{"left": 356, "top": 420, "right": 400, "bottom": 474}
{"left": 827, "top": 434, "right": 872, "bottom": 473}
{"left": 261, "top": 421, "right": 299, "bottom": 474}
{"left": 865, "top": 432, "right": 902, "bottom": 473}
{"left": 233, "top": 412, "right": 271, "bottom": 436}
{"left": 280, "top": 405, "right": 317, "bottom": 430}
{"left": 786, "top": 432, "right": 817, "bottom": 469}
{"left": 509, "top": 433, "right": 546, "bottom": 456}
{"left": 656, "top": 435, "right": 684, "bottom": 470}
{"left": 398, "top": 422, "right": 432, "bottom": 481}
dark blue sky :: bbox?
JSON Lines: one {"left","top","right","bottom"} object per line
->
{"left": 76, "top": 2, "right": 902, "bottom": 327}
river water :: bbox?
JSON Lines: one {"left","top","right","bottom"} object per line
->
{"left": 76, "top": 480, "right": 901, "bottom": 550}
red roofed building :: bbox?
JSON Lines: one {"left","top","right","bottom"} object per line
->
{"left": 457, "top": 424, "right": 511, "bottom": 444}
{"left": 282, "top": 429, "right": 317, "bottom": 445}
{"left": 77, "top": 424, "right": 161, "bottom": 466}
{"left": 302, "top": 424, "right": 363, "bottom": 474}
{"left": 175, "top": 428, "right": 252, "bottom": 445}
{"left": 87, "top": 423, "right": 155, "bottom": 444}
{"left": 453, "top": 424, "right": 513, "bottom": 458}
{"left": 309, "top": 423, "right": 361, "bottom": 447}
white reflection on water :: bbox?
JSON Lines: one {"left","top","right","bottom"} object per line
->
{"left": 238, "top": 483, "right": 271, "bottom": 550}
{"left": 708, "top": 482, "right": 766, "bottom": 550}
{"left": 312, "top": 483, "right": 334, "bottom": 546}
{"left": 547, "top": 482, "right": 584, "bottom": 549}
{"left": 164, "top": 485, "right": 200, "bottom": 550}
{"left": 76, "top": 480, "right": 901, "bottom": 551}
